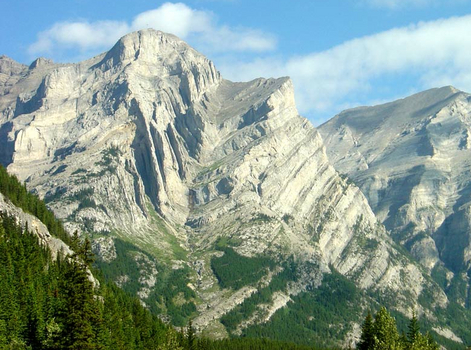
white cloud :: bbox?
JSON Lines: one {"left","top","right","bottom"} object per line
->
{"left": 365, "top": 0, "right": 433, "bottom": 9}
{"left": 362, "top": 0, "right": 470, "bottom": 9}
{"left": 131, "top": 3, "right": 212, "bottom": 38}
{"left": 28, "top": 20, "right": 130, "bottom": 56}
{"left": 28, "top": 2, "right": 276, "bottom": 58}
{"left": 219, "top": 15, "right": 471, "bottom": 120}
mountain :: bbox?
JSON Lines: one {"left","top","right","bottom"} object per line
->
{"left": 0, "top": 29, "right": 467, "bottom": 347}
{"left": 319, "top": 86, "right": 471, "bottom": 307}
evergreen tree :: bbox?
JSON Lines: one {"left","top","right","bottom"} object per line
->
{"left": 407, "top": 311, "right": 420, "bottom": 346}
{"left": 357, "top": 311, "right": 375, "bottom": 350}
{"left": 157, "top": 330, "right": 184, "bottom": 350}
{"left": 373, "top": 307, "right": 401, "bottom": 349}
{"left": 187, "top": 319, "right": 196, "bottom": 350}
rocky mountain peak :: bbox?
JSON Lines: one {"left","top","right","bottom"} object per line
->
{"left": 0, "top": 55, "right": 27, "bottom": 76}
{"left": 29, "top": 57, "right": 54, "bottom": 70}
{"left": 103, "top": 29, "right": 183, "bottom": 63}
{"left": 99, "top": 29, "right": 220, "bottom": 83}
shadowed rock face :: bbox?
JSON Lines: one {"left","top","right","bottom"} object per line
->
{"left": 0, "top": 29, "right": 454, "bottom": 341}
{"left": 319, "top": 87, "right": 471, "bottom": 276}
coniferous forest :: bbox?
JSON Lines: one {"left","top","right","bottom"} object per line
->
{"left": 0, "top": 165, "right": 442, "bottom": 349}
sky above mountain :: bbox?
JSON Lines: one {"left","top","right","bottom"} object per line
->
{"left": 3, "top": 0, "right": 471, "bottom": 124}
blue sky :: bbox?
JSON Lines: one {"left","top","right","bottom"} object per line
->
{"left": 2, "top": 0, "right": 471, "bottom": 124}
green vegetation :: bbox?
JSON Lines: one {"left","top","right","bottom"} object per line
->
{"left": 357, "top": 308, "right": 438, "bottom": 350}
{"left": 95, "top": 146, "right": 121, "bottom": 167}
{"left": 250, "top": 213, "right": 274, "bottom": 224}
{"left": 0, "top": 212, "right": 169, "bottom": 349}
{"left": 44, "top": 186, "right": 67, "bottom": 203}
{"left": 221, "top": 258, "right": 298, "bottom": 331}
{"left": 1, "top": 165, "right": 470, "bottom": 349}
{"left": 0, "top": 165, "right": 71, "bottom": 245}
{"left": 241, "top": 270, "right": 361, "bottom": 348}
{"left": 71, "top": 168, "right": 88, "bottom": 175}
{"left": 0, "top": 171, "right": 322, "bottom": 350}
{"left": 51, "top": 164, "right": 67, "bottom": 176}
{"left": 95, "top": 238, "right": 197, "bottom": 327}
{"left": 282, "top": 214, "right": 294, "bottom": 224}
{"left": 211, "top": 246, "right": 276, "bottom": 290}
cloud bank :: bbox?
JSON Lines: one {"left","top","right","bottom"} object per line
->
{"left": 28, "top": 2, "right": 276, "bottom": 58}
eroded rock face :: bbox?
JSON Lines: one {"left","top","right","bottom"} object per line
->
{"left": 319, "top": 87, "right": 471, "bottom": 277}
{"left": 0, "top": 192, "right": 71, "bottom": 259}
{"left": 0, "top": 29, "right": 450, "bottom": 339}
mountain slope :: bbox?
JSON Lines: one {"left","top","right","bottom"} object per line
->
{"left": 319, "top": 86, "right": 471, "bottom": 304}
{"left": 0, "top": 30, "right": 465, "bottom": 346}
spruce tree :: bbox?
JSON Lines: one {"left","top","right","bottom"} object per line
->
{"left": 372, "top": 307, "right": 401, "bottom": 350}
{"left": 407, "top": 311, "right": 420, "bottom": 346}
{"left": 357, "top": 311, "right": 375, "bottom": 350}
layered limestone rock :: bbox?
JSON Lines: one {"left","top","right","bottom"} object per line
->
{"left": 319, "top": 86, "right": 471, "bottom": 277}
{"left": 0, "top": 29, "right": 450, "bottom": 338}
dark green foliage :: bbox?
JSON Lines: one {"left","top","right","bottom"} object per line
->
{"left": 94, "top": 147, "right": 121, "bottom": 175}
{"left": 0, "top": 211, "right": 171, "bottom": 349}
{"left": 199, "top": 337, "right": 324, "bottom": 350}
{"left": 0, "top": 164, "right": 71, "bottom": 245}
{"left": 94, "top": 238, "right": 197, "bottom": 326}
{"left": 356, "top": 307, "right": 439, "bottom": 350}
{"left": 211, "top": 247, "right": 276, "bottom": 290}
{"left": 221, "top": 258, "right": 298, "bottom": 331}
{"left": 71, "top": 168, "right": 88, "bottom": 175}
{"left": 51, "top": 164, "right": 67, "bottom": 176}
{"left": 68, "top": 187, "right": 95, "bottom": 202}
{"left": 241, "top": 270, "right": 361, "bottom": 348}
{"left": 282, "top": 214, "right": 294, "bottom": 224}
{"left": 0, "top": 165, "right": 335, "bottom": 350}
{"left": 357, "top": 312, "right": 374, "bottom": 350}
{"left": 372, "top": 307, "right": 400, "bottom": 349}
{"left": 430, "top": 264, "right": 448, "bottom": 290}
{"left": 407, "top": 311, "right": 420, "bottom": 345}
{"left": 250, "top": 213, "right": 274, "bottom": 224}
{"left": 44, "top": 186, "right": 67, "bottom": 203}
{"left": 0, "top": 212, "right": 329, "bottom": 350}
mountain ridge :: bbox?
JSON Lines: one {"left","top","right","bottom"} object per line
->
{"left": 319, "top": 86, "right": 471, "bottom": 299}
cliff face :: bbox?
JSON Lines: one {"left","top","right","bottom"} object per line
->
{"left": 0, "top": 30, "right": 457, "bottom": 343}
{"left": 319, "top": 87, "right": 471, "bottom": 303}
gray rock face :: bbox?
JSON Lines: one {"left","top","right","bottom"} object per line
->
{"left": 0, "top": 192, "right": 71, "bottom": 259}
{"left": 0, "top": 29, "right": 452, "bottom": 339}
{"left": 319, "top": 86, "right": 471, "bottom": 277}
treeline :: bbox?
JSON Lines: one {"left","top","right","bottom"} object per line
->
{"left": 240, "top": 271, "right": 361, "bottom": 347}
{"left": 357, "top": 307, "right": 438, "bottom": 350}
{"left": 0, "top": 165, "right": 70, "bottom": 244}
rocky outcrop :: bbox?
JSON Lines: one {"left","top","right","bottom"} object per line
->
{"left": 0, "top": 192, "right": 71, "bottom": 259}
{"left": 0, "top": 29, "right": 453, "bottom": 341}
